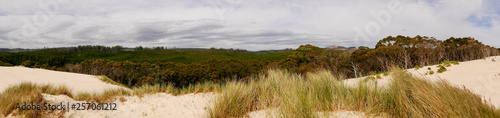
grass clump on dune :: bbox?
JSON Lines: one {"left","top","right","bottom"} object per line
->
{"left": 440, "top": 60, "right": 459, "bottom": 67}
{"left": 382, "top": 68, "right": 498, "bottom": 117}
{"left": 74, "top": 88, "right": 130, "bottom": 102}
{"left": 437, "top": 66, "right": 447, "bottom": 73}
{"left": 414, "top": 65, "right": 423, "bottom": 70}
{"left": 132, "top": 81, "right": 222, "bottom": 97}
{"left": 0, "top": 82, "right": 72, "bottom": 117}
{"left": 209, "top": 68, "right": 500, "bottom": 118}
{"left": 96, "top": 75, "right": 129, "bottom": 88}
{"left": 1, "top": 75, "right": 220, "bottom": 117}
{"left": 0, "top": 82, "right": 131, "bottom": 117}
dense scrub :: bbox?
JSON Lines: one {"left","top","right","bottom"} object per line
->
{"left": 275, "top": 36, "right": 498, "bottom": 77}
{"left": 65, "top": 59, "right": 270, "bottom": 87}
{"left": 0, "top": 46, "right": 292, "bottom": 66}
{"left": 0, "top": 36, "right": 498, "bottom": 88}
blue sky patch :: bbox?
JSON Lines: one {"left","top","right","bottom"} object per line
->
{"left": 467, "top": 15, "right": 493, "bottom": 28}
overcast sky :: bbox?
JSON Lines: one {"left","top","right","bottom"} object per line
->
{"left": 0, "top": 0, "right": 498, "bottom": 51}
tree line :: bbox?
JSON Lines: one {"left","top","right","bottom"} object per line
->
{"left": 273, "top": 35, "right": 498, "bottom": 77}
{"left": 0, "top": 35, "right": 498, "bottom": 87}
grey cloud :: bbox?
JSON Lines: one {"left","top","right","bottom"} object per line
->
{"left": 0, "top": 0, "right": 498, "bottom": 51}
{"left": 0, "top": 28, "right": 15, "bottom": 41}
{"left": 71, "top": 26, "right": 104, "bottom": 40}
{"left": 133, "top": 21, "right": 225, "bottom": 42}
{"left": 135, "top": 27, "right": 169, "bottom": 42}
{"left": 44, "top": 21, "right": 77, "bottom": 34}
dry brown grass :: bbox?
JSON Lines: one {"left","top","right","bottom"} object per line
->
{"left": 0, "top": 82, "right": 72, "bottom": 117}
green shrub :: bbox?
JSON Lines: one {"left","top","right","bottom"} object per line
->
{"left": 414, "top": 65, "right": 423, "bottom": 70}
{"left": 363, "top": 76, "right": 376, "bottom": 82}
{"left": 441, "top": 60, "right": 459, "bottom": 67}
{"left": 429, "top": 71, "right": 435, "bottom": 75}
{"left": 438, "top": 66, "right": 447, "bottom": 73}
{"left": 427, "top": 67, "right": 432, "bottom": 70}
{"left": 0, "top": 61, "right": 12, "bottom": 66}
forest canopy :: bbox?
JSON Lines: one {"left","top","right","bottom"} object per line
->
{"left": 0, "top": 35, "right": 497, "bottom": 88}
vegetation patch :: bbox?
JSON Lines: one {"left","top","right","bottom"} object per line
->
{"left": 437, "top": 66, "right": 447, "bottom": 73}
{"left": 209, "top": 69, "right": 500, "bottom": 117}
{"left": 96, "top": 75, "right": 129, "bottom": 88}
{"left": 0, "top": 82, "right": 72, "bottom": 117}
{"left": 429, "top": 71, "right": 435, "bottom": 75}
{"left": 414, "top": 65, "right": 423, "bottom": 70}
{"left": 0, "top": 60, "right": 12, "bottom": 66}
{"left": 1, "top": 80, "right": 220, "bottom": 117}
{"left": 440, "top": 60, "right": 459, "bottom": 67}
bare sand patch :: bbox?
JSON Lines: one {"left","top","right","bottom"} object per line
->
{"left": 0, "top": 66, "right": 129, "bottom": 94}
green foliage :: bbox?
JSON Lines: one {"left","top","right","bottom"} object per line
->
{"left": 438, "top": 66, "right": 447, "bottom": 73}
{"left": 0, "top": 60, "right": 12, "bottom": 66}
{"left": 428, "top": 67, "right": 432, "bottom": 70}
{"left": 277, "top": 44, "right": 324, "bottom": 73}
{"left": 1, "top": 36, "right": 496, "bottom": 90}
{"left": 96, "top": 75, "right": 128, "bottom": 88}
{"left": 67, "top": 59, "right": 270, "bottom": 88}
{"left": 0, "top": 45, "right": 292, "bottom": 67}
{"left": 414, "top": 65, "right": 423, "bottom": 70}
{"left": 376, "top": 75, "right": 382, "bottom": 79}
{"left": 429, "top": 71, "right": 435, "bottom": 75}
{"left": 440, "top": 60, "right": 459, "bottom": 67}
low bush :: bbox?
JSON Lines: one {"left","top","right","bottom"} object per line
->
{"left": 414, "top": 65, "right": 423, "bottom": 70}
{"left": 438, "top": 66, "right": 447, "bottom": 73}
{"left": 376, "top": 75, "right": 382, "bottom": 79}
{"left": 0, "top": 61, "right": 12, "bottom": 66}
{"left": 441, "top": 60, "right": 459, "bottom": 67}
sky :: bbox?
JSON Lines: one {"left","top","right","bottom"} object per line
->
{"left": 0, "top": 0, "right": 498, "bottom": 51}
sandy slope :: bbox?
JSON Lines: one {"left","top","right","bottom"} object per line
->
{"left": 39, "top": 93, "right": 216, "bottom": 118}
{"left": 0, "top": 66, "right": 129, "bottom": 94}
{"left": 409, "top": 56, "right": 500, "bottom": 107}
{"left": 346, "top": 56, "right": 500, "bottom": 107}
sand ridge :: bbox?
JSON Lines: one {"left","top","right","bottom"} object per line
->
{"left": 0, "top": 66, "right": 129, "bottom": 94}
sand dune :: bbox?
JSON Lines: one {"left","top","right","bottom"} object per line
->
{"left": 409, "top": 56, "right": 500, "bottom": 107}
{"left": 346, "top": 56, "right": 500, "bottom": 107}
{"left": 0, "top": 66, "right": 129, "bottom": 94}
{"left": 41, "top": 93, "right": 216, "bottom": 118}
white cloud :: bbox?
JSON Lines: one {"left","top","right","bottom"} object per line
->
{"left": 0, "top": 0, "right": 498, "bottom": 50}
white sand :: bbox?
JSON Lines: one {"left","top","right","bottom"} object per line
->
{"left": 2, "top": 56, "right": 500, "bottom": 117}
{"left": 346, "top": 56, "right": 500, "bottom": 107}
{"left": 0, "top": 66, "right": 129, "bottom": 94}
{"left": 40, "top": 93, "right": 215, "bottom": 118}
{"left": 408, "top": 56, "right": 500, "bottom": 107}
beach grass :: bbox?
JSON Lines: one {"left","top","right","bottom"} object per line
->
{"left": 208, "top": 68, "right": 500, "bottom": 118}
